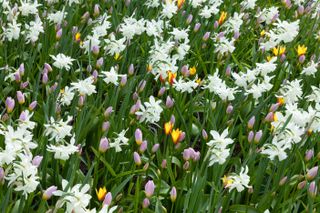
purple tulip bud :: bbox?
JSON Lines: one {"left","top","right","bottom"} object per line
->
{"left": 87, "top": 65, "right": 92, "bottom": 73}
{"left": 193, "top": 23, "right": 201, "bottom": 32}
{"left": 81, "top": 11, "right": 90, "bottom": 22}
{"left": 170, "top": 187, "right": 177, "bottom": 202}
{"left": 104, "top": 106, "right": 113, "bottom": 118}
{"left": 305, "top": 150, "right": 314, "bottom": 161}
{"left": 193, "top": 151, "right": 200, "bottom": 161}
{"left": 248, "top": 131, "right": 254, "bottom": 143}
{"left": 179, "top": 132, "right": 186, "bottom": 142}
{"left": 183, "top": 148, "right": 192, "bottom": 161}
{"left": 78, "top": 95, "right": 85, "bottom": 107}
{"left": 103, "top": 192, "right": 112, "bottom": 206}
{"left": 248, "top": 116, "right": 255, "bottom": 129}
{"left": 96, "top": 57, "right": 104, "bottom": 68}
{"left": 283, "top": 0, "right": 292, "bottom": 8}
{"left": 145, "top": 180, "right": 155, "bottom": 197}
{"left": 307, "top": 166, "right": 318, "bottom": 180}
{"left": 19, "top": 111, "right": 27, "bottom": 121}
{"left": 5, "top": 97, "right": 15, "bottom": 113}
{"left": 158, "top": 87, "right": 166, "bottom": 97}
{"left": 280, "top": 53, "right": 286, "bottom": 62}
{"left": 132, "top": 92, "right": 139, "bottom": 101}
{"left": 14, "top": 72, "right": 21, "bottom": 82}
{"left": 92, "top": 45, "right": 100, "bottom": 55}
{"left": 214, "top": 21, "right": 219, "bottom": 29}
{"left": 254, "top": 130, "right": 263, "bottom": 143}
{"left": 186, "top": 14, "right": 193, "bottom": 24}
{"left": 298, "top": 55, "right": 305, "bottom": 64}
{"left": 265, "top": 111, "right": 274, "bottom": 122}
{"left": 225, "top": 65, "right": 231, "bottom": 76}
{"left": 297, "top": 5, "right": 304, "bottom": 15}
{"left": 142, "top": 198, "right": 150, "bottom": 208}
{"left": 226, "top": 104, "right": 233, "bottom": 114}
{"left": 32, "top": 155, "right": 43, "bottom": 167}
{"left": 135, "top": 128, "right": 143, "bottom": 145}
{"left": 139, "top": 140, "right": 148, "bottom": 153}
{"left": 20, "top": 81, "right": 29, "bottom": 89}
{"left": 92, "top": 70, "right": 98, "bottom": 81}
{"left": 0, "top": 167, "right": 4, "bottom": 182}
{"left": 134, "top": 152, "right": 141, "bottom": 166}
{"left": 128, "top": 64, "right": 134, "bottom": 75}
{"left": 297, "top": 180, "right": 306, "bottom": 189}
{"left": 269, "top": 103, "right": 280, "bottom": 112}
{"left": 166, "top": 96, "right": 174, "bottom": 108}
{"left": 42, "top": 186, "right": 57, "bottom": 200}
{"left": 161, "top": 159, "right": 167, "bottom": 168}
{"left": 19, "top": 63, "right": 25, "bottom": 76}
{"left": 56, "top": 28, "right": 62, "bottom": 40}
{"left": 138, "top": 80, "right": 146, "bottom": 93}
{"left": 94, "top": 4, "right": 100, "bottom": 17}
{"left": 151, "top": 143, "right": 160, "bottom": 153}
{"left": 29, "top": 101, "right": 37, "bottom": 111}
{"left": 233, "top": 31, "right": 240, "bottom": 40}
{"left": 16, "top": 91, "right": 25, "bottom": 104}
{"left": 102, "top": 121, "right": 110, "bottom": 132}
{"left": 202, "top": 129, "right": 208, "bottom": 140}
{"left": 170, "top": 115, "right": 176, "bottom": 125}
{"left": 203, "top": 32, "right": 211, "bottom": 41}
{"left": 42, "top": 72, "right": 48, "bottom": 84}
{"left": 181, "top": 65, "right": 190, "bottom": 77}
{"left": 99, "top": 137, "right": 109, "bottom": 153}
{"left": 44, "top": 63, "right": 52, "bottom": 72}
{"left": 279, "top": 176, "right": 287, "bottom": 186}
{"left": 308, "top": 181, "right": 317, "bottom": 197}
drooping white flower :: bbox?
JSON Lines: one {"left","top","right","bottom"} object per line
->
{"left": 173, "top": 78, "right": 198, "bottom": 93}
{"left": 19, "top": 0, "right": 40, "bottom": 16}
{"left": 109, "top": 129, "right": 129, "bottom": 152}
{"left": 47, "top": 10, "right": 66, "bottom": 24}
{"left": 47, "top": 136, "right": 78, "bottom": 160}
{"left": 71, "top": 76, "right": 97, "bottom": 96}
{"left": 301, "top": 61, "right": 318, "bottom": 76}
{"left": 44, "top": 116, "right": 73, "bottom": 141}
{"left": 225, "top": 166, "right": 251, "bottom": 192}
{"left": 101, "top": 67, "right": 125, "bottom": 86}
{"left": 104, "top": 34, "right": 126, "bottom": 57}
{"left": 24, "top": 16, "right": 44, "bottom": 43}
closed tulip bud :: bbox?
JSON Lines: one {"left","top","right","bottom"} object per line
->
{"left": 103, "top": 192, "right": 112, "bottom": 206}
{"left": 297, "top": 180, "right": 306, "bottom": 189}
{"left": 248, "top": 131, "right": 254, "bottom": 143}
{"left": 280, "top": 53, "right": 286, "bottom": 62}
{"left": 193, "top": 151, "right": 200, "bottom": 161}
{"left": 99, "top": 137, "right": 109, "bottom": 153}
{"left": 308, "top": 181, "right": 317, "bottom": 198}
{"left": 93, "top": 4, "right": 100, "bottom": 17}
{"left": 14, "top": 72, "right": 21, "bottom": 82}
{"left": 158, "top": 87, "right": 166, "bottom": 97}
{"left": 265, "top": 111, "right": 274, "bottom": 122}
{"left": 170, "top": 187, "right": 177, "bottom": 202}
{"left": 96, "top": 57, "right": 104, "bottom": 68}
{"left": 56, "top": 28, "right": 62, "bottom": 40}
{"left": 203, "top": 32, "right": 210, "bottom": 41}
{"left": 78, "top": 95, "right": 85, "bottom": 107}
{"left": 145, "top": 180, "right": 155, "bottom": 198}
{"left": 279, "top": 176, "right": 287, "bottom": 186}
{"left": 102, "top": 121, "right": 110, "bottom": 132}
{"left": 120, "top": 75, "right": 127, "bottom": 86}
{"left": 104, "top": 106, "right": 113, "bottom": 118}
{"left": 43, "top": 186, "right": 57, "bottom": 200}
{"left": 214, "top": 20, "right": 219, "bottom": 29}
{"left": 254, "top": 130, "right": 262, "bottom": 143}
{"left": 283, "top": 0, "right": 292, "bottom": 8}
{"left": 166, "top": 96, "right": 174, "bottom": 108}
{"left": 161, "top": 159, "right": 167, "bottom": 168}
{"left": 28, "top": 101, "right": 37, "bottom": 111}
{"left": 42, "top": 72, "right": 48, "bottom": 84}
{"left": 32, "top": 155, "right": 43, "bottom": 167}
{"left": 193, "top": 23, "right": 201, "bottom": 32}
{"left": 181, "top": 65, "right": 190, "bottom": 77}
{"left": 186, "top": 14, "right": 193, "bottom": 24}
{"left": 134, "top": 152, "right": 141, "bottom": 166}
{"left": 233, "top": 31, "right": 240, "bottom": 40}
{"left": 0, "top": 167, "right": 4, "bottom": 182}
{"left": 170, "top": 115, "right": 176, "bottom": 125}
{"left": 92, "top": 70, "right": 98, "bottom": 82}
{"left": 139, "top": 140, "right": 148, "bottom": 153}
{"left": 202, "top": 129, "right": 208, "bottom": 140}
{"left": 16, "top": 91, "right": 25, "bottom": 104}
{"left": 142, "top": 198, "right": 150, "bottom": 208}
{"left": 178, "top": 132, "right": 186, "bottom": 142}
{"left": 307, "top": 166, "right": 318, "bottom": 180}
{"left": 19, "top": 63, "right": 25, "bottom": 75}
{"left": 248, "top": 116, "right": 255, "bottom": 129}
{"left": 183, "top": 148, "right": 192, "bottom": 161}
{"left": 20, "top": 81, "right": 29, "bottom": 89}
{"left": 269, "top": 103, "right": 280, "bottom": 112}
{"left": 81, "top": 11, "right": 90, "bottom": 22}
{"left": 305, "top": 150, "right": 314, "bottom": 161}
{"left": 152, "top": 143, "right": 160, "bottom": 153}
{"left": 225, "top": 65, "right": 231, "bottom": 76}
{"left": 92, "top": 45, "right": 100, "bottom": 55}
{"left": 5, "top": 97, "right": 15, "bottom": 113}
{"left": 226, "top": 104, "right": 233, "bottom": 114}
{"left": 87, "top": 65, "right": 92, "bottom": 72}
{"left": 128, "top": 64, "right": 134, "bottom": 75}
{"left": 297, "top": 5, "right": 304, "bottom": 15}
{"left": 132, "top": 92, "right": 139, "bottom": 101}
{"left": 138, "top": 80, "right": 146, "bottom": 93}
{"left": 44, "top": 63, "right": 52, "bottom": 72}
{"left": 298, "top": 55, "right": 305, "bottom": 64}
{"left": 135, "top": 128, "right": 143, "bottom": 145}
{"left": 19, "top": 111, "right": 27, "bottom": 121}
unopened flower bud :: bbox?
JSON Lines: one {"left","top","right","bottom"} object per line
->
{"left": 142, "top": 198, "right": 150, "bottom": 208}
{"left": 181, "top": 65, "right": 190, "bottom": 77}
{"left": 226, "top": 104, "right": 233, "bottom": 114}
{"left": 139, "top": 140, "right": 148, "bottom": 153}
{"left": 248, "top": 116, "right": 255, "bottom": 129}
{"left": 254, "top": 130, "right": 262, "bottom": 143}
{"left": 279, "top": 176, "right": 287, "bottom": 186}
{"left": 56, "top": 28, "right": 62, "bottom": 40}
{"left": 104, "top": 106, "right": 113, "bottom": 118}
{"left": 102, "top": 121, "right": 110, "bottom": 132}
{"left": 193, "top": 23, "right": 201, "bottom": 32}
{"left": 305, "top": 149, "right": 314, "bottom": 161}
{"left": 203, "top": 32, "right": 210, "bottom": 41}
{"left": 307, "top": 166, "right": 318, "bottom": 180}
{"left": 103, "top": 192, "right": 112, "bottom": 206}
{"left": 166, "top": 96, "right": 174, "bottom": 108}
{"left": 186, "top": 14, "right": 193, "bottom": 24}
{"left": 152, "top": 144, "right": 160, "bottom": 153}
{"left": 43, "top": 186, "right": 57, "bottom": 200}
{"left": 19, "top": 63, "right": 25, "bottom": 76}
{"left": 29, "top": 101, "right": 37, "bottom": 111}
{"left": 96, "top": 57, "right": 104, "bottom": 68}
{"left": 128, "top": 64, "right": 134, "bottom": 75}
{"left": 161, "top": 159, "right": 167, "bottom": 168}
{"left": 134, "top": 152, "right": 141, "bottom": 166}
{"left": 298, "top": 55, "right": 305, "bottom": 64}
{"left": 99, "top": 137, "right": 109, "bottom": 153}
{"left": 308, "top": 181, "right": 317, "bottom": 198}
{"left": 202, "top": 129, "right": 208, "bottom": 140}
{"left": 248, "top": 131, "right": 254, "bottom": 143}
{"left": 5, "top": 97, "right": 15, "bottom": 113}
{"left": 16, "top": 91, "right": 25, "bottom": 104}
{"left": 183, "top": 161, "right": 190, "bottom": 170}
{"left": 135, "top": 128, "right": 143, "bottom": 145}
{"left": 93, "top": 4, "right": 100, "bottom": 17}
{"left": 92, "top": 45, "right": 100, "bottom": 55}
{"left": 170, "top": 187, "right": 177, "bottom": 202}
{"left": 145, "top": 180, "right": 155, "bottom": 197}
